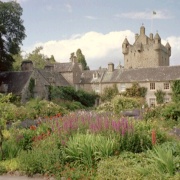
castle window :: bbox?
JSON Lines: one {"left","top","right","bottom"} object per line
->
{"left": 150, "top": 82, "right": 155, "bottom": 90}
{"left": 164, "top": 82, "right": 170, "bottom": 90}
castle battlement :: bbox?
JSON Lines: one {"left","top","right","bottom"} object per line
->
{"left": 122, "top": 26, "right": 171, "bottom": 69}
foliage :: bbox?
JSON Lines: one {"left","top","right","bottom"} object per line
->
{"left": 112, "top": 96, "right": 141, "bottom": 114}
{"left": 12, "top": 52, "right": 24, "bottom": 71}
{"left": 64, "top": 133, "right": 117, "bottom": 167}
{"left": 0, "top": 1, "right": 26, "bottom": 71}
{"left": 25, "top": 98, "right": 67, "bottom": 119}
{"left": 101, "top": 84, "right": 119, "bottom": 102}
{"left": 50, "top": 86, "right": 97, "bottom": 107}
{"left": 118, "top": 120, "right": 167, "bottom": 153}
{"left": 25, "top": 46, "right": 56, "bottom": 69}
{"left": 154, "top": 89, "right": 166, "bottom": 104}
{"left": 143, "top": 106, "right": 164, "bottom": 120}
{"left": 96, "top": 152, "right": 149, "bottom": 180}
{"left": 28, "top": 78, "right": 35, "bottom": 98}
{"left": 18, "top": 136, "right": 63, "bottom": 176}
{"left": 76, "top": 49, "right": 89, "bottom": 70}
{"left": 171, "top": 80, "right": 180, "bottom": 103}
{"left": 162, "top": 102, "right": 180, "bottom": 121}
{"left": 124, "top": 82, "right": 147, "bottom": 98}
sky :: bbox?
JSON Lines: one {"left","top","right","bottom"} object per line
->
{"left": 3, "top": 0, "right": 180, "bottom": 69}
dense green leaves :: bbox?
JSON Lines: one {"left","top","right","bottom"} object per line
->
{"left": 0, "top": 1, "right": 26, "bottom": 71}
{"left": 76, "top": 49, "right": 89, "bottom": 70}
{"left": 154, "top": 90, "right": 166, "bottom": 104}
{"left": 50, "top": 86, "right": 97, "bottom": 107}
{"left": 171, "top": 80, "right": 180, "bottom": 103}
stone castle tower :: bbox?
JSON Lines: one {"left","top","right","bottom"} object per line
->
{"left": 122, "top": 25, "right": 171, "bottom": 69}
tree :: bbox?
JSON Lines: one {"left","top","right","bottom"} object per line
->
{"left": 76, "top": 49, "right": 89, "bottom": 70}
{"left": 26, "top": 46, "right": 56, "bottom": 69}
{"left": 12, "top": 51, "right": 24, "bottom": 71}
{"left": 0, "top": 1, "right": 26, "bottom": 71}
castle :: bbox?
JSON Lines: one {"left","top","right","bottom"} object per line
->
{"left": 0, "top": 25, "right": 180, "bottom": 106}
{"left": 122, "top": 25, "right": 171, "bottom": 69}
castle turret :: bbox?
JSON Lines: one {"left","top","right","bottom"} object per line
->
{"left": 149, "top": 33, "right": 153, "bottom": 40}
{"left": 153, "top": 33, "right": 161, "bottom": 50}
{"left": 140, "top": 25, "right": 145, "bottom": 35}
{"left": 165, "top": 42, "right": 171, "bottom": 57}
{"left": 122, "top": 38, "right": 129, "bottom": 54}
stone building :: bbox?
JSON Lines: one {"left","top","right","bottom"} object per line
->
{"left": 0, "top": 25, "right": 180, "bottom": 106}
{"left": 122, "top": 25, "right": 171, "bottom": 69}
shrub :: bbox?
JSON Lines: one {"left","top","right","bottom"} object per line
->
{"left": 96, "top": 152, "right": 149, "bottom": 180}
{"left": 50, "top": 86, "right": 97, "bottom": 107}
{"left": 112, "top": 96, "right": 141, "bottom": 114}
{"left": 100, "top": 84, "right": 119, "bottom": 102}
{"left": 18, "top": 136, "right": 63, "bottom": 176}
{"left": 124, "top": 82, "right": 147, "bottom": 98}
{"left": 143, "top": 106, "right": 164, "bottom": 120}
{"left": 162, "top": 102, "right": 180, "bottom": 121}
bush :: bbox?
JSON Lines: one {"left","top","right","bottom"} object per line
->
{"left": 162, "top": 102, "right": 180, "bottom": 121}
{"left": 112, "top": 96, "right": 141, "bottom": 114}
{"left": 101, "top": 84, "right": 119, "bottom": 102}
{"left": 96, "top": 152, "right": 149, "bottom": 180}
{"left": 50, "top": 86, "right": 97, "bottom": 107}
{"left": 18, "top": 136, "right": 63, "bottom": 176}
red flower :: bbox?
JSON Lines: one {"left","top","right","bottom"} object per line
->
{"left": 30, "top": 125, "right": 36, "bottom": 130}
{"left": 152, "top": 129, "right": 156, "bottom": 145}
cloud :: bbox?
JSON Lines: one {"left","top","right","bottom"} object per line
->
{"left": 26, "top": 30, "right": 180, "bottom": 70}
{"left": 115, "top": 10, "right": 173, "bottom": 20}
{"left": 65, "top": 3, "right": 72, "bottom": 13}
{"left": 29, "top": 30, "right": 134, "bottom": 70}
{"left": 85, "top": 16, "right": 98, "bottom": 20}
{"left": 166, "top": 36, "right": 180, "bottom": 65}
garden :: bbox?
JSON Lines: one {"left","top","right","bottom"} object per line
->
{"left": 0, "top": 83, "right": 180, "bottom": 180}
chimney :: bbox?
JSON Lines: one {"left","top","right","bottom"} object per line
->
{"left": 149, "top": 33, "right": 153, "bottom": 40}
{"left": 108, "top": 62, "right": 114, "bottom": 72}
{"left": 21, "top": 60, "right": 33, "bottom": 71}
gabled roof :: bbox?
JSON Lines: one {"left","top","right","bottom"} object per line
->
{"left": 38, "top": 70, "right": 69, "bottom": 86}
{"left": 0, "top": 71, "right": 32, "bottom": 94}
{"left": 54, "top": 62, "right": 74, "bottom": 72}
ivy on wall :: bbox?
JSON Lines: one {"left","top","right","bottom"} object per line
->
{"left": 28, "top": 78, "right": 35, "bottom": 98}
{"left": 154, "top": 90, "right": 166, "bottom": 104}
{"left": 171, "top": 80, "right": 180, "bottom": 103}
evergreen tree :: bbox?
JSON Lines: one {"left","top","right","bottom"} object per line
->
{"left": 76, "top": 49, "right": 89, "bottom": 70}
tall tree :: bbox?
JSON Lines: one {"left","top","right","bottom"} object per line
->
{"left": 76, "top": 49, "right": 89, "bottom": 70}
{"left": 0, "top": 1, "right": 26, "bottom": 71}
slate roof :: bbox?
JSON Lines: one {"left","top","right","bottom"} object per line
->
{"left": 0, "top": 71, "right": 32, "bottom": 94}
{"left": 80, "top": 65, "right": 180, "bottom": 84}
{"left": 54, "top": 62, "right": 73, "bottom": 72}
{"left": 38, "top": 70, "right": 69, "bottom": 86}
{"left": 115, "top": 65, "right": 180, "bottom": 83}
{"left": 80, "top": 69, "right": 106, "bottom": 84}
